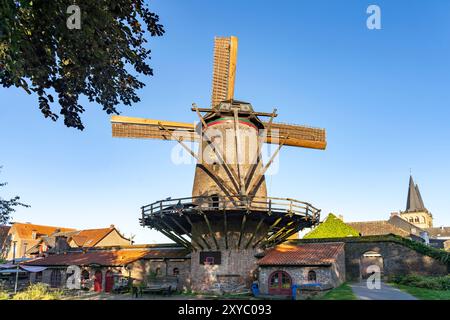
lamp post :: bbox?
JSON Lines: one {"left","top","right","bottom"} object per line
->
{"left": 12, "top": 241, "right": 20, "bottom": 293}
{"left": 12, "top": 241, "right": 17, "bottom": 264}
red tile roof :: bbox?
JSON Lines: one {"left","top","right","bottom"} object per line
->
{"left": 257, "top": 242, "right": 345, "bottom": 266}
{"left": 23, "top": 249, "right": 150, "bottom": 267}
{"left": 66, "top": 228, "right": 116, "bottom": 247}
{"left": 347, "top": 221, "right": 410, "bottom": 237}
{"left": 11, "top": 223, "right": 75, "bottom": 239}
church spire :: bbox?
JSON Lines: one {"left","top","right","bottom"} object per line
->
{"left": 406, "top": 175, "right": 427, "bottom": 212}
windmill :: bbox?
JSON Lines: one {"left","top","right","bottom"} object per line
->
{"left": 111, "top": 36, "right": 326, "bottom": 292}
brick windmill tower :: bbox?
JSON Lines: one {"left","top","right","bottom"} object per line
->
{"left": 111, "top": 36, "right": 326, "bottom": 292}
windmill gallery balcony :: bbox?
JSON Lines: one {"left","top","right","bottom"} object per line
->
{"left": 140, "top": 195, "right": 321, "bottom": 251}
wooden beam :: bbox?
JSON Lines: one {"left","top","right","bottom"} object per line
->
{"left": 233, "top": 108, "right": 246, "bottom": 195}
{"left": 157, "top": 219, "right": 192, "bottom": 248}
{"left": 194, "top": 107, "right": 241, "bottom": 194}
{"left": 158, "top": 122, "right": 199, "bottom": 161}
{"left": 184, "top": 214, "right": 211, "bottom": 250}
{"left": 191, "top": 108, "right": 277, "bottom": 118}
{"left": 245, "top": 216, "right": 266, "bottom": 249}
{"left": 196, "top": 164, "right": 239, "bottom": 206}
{"left": 247, "top": 136, "right": 288, "bottom": 196}
{"left": 244, "top": 108, "right": 277, "bottom": 190}
{"left": 237, "top": 213, "right": 248, "bottom": 249}
{"left": 169, "top": 217, "right": 203, "bottom": 250}
{"left": 203, "top": 213, "right": 220, "bottom": 250}
{"left": 266, "top": 221, "right": 294, "bottom": 243}
{"left": 152, "top": 221, "right": 191, "bottom": 249}
{"left": 223, "top": 210, "right": 228, "bottom": 250}
{"left": 253, "top": 217, "right": 283, "bottom": 248}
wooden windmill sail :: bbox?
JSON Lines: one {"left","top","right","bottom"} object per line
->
{"left": 111, "top": 36, "right": 326, "bottom": 250}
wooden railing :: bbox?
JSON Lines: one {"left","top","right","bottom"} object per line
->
{"left": 141, "top": 196, "right": 320, "bottom": 221}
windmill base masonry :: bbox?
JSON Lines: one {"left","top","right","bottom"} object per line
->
{"left": 111, "top": 37, "right": 327, "bottom": 293}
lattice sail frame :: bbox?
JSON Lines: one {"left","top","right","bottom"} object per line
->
{"left": 211, "top": 36, "right": 238, "bottom": 107}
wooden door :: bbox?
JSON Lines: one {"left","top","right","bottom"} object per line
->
{"left": 94, "top": 270, "right": 103, "bottom": 292}
{"left": 105, "top": 271, "right": 114, "bottom": 293}
{"left": 268, "top": 271, "right": 292, "bottom": 296}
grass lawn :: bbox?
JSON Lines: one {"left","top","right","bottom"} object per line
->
{"left": 316, "top": 283, "right": 357, "bottom": 300}
{"left": 390, "top": 283, "right": 450, "bottom": 300}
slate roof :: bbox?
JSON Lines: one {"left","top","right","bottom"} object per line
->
{"left": 257, "top": 242, "right": 345, "bottom": 266}
{"left": 406, "top": 176, "right": 428, "bottom": 212}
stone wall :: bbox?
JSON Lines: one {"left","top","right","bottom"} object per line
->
{"left": 190, "top": 248, "right": 260, "bottom": 293}
{"left": 128, "top": 258, "right": 191, "bottom": 291}
{"left": 343, "top": 241, "right": 448, "bottom": 280}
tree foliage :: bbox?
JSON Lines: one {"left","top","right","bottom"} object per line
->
{"left": 0, "top": 0, "right": 164, "bottom": 129}
{"left": 0, "top": 167, "right": 29, "bottom": 224}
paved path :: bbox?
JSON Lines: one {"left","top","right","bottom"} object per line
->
{"left": 350, "top": 281, "right": 417, "bottom": 300}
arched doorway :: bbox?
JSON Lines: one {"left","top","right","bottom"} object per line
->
{"left": 105, "top": 270, "right": 114, "bottom": 293}
{"left": 94, "top": 270, "right": 103, "bottom": 292}
{"left": 268, "top": 270, "right": 292, "bottom": 296}
{"left": 360, "top": 251, "right": 384, "bottom": 279}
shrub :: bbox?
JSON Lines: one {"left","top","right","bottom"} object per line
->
{"left": 12, "top": 283, "right": 62, "bottom": 300}
{"left": 0, "top": 290, "right": 9, "bottom": 300}
{"left": 390, "top": 275, "right": 450, "bottom": 291}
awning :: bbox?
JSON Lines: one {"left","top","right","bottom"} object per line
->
{"left": 20, "top": 266, "right": 47, "bottom": 273}
{"left": 0, "top": 269, "right": 26, "bottom": 274}
{"left": 0, "top": 265, "right": 47, "bottom": 273}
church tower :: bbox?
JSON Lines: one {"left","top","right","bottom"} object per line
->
{"left": 399, "top": 175, "right": 433, "bottom": 228}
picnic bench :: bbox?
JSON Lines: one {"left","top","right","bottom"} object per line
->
{"left": 141, "top": 276, "right": 179, "bottom": 296}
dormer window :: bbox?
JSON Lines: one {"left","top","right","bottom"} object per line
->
{"left": 32, "top": 231, "right": 37, "bottom": 240}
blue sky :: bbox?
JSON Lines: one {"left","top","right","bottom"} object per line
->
{"left": 1, "top": 0, "right": 450, "bottom": 243}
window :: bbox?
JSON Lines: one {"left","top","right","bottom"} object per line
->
{"left": 415, "top": 217, "right": 420, "bottom": 223}
{"left": 409, "top": 218, "right": 414, "bottom": 223}
{"left": 280, "top": 272, "right": 291, "bottom": 289}
{"left": 35, "top": 271, "right": 42, "bottom": 283}
{"left": 173, "top": 268, "right": 180, "bottom": 276}
{"left": 308, "top": 270, "right": 317, "bottom": 282}
{"left": 200, "top": 251, "right": 221, "bottom": 265}
{"left": 210, "top": 194, "right": 219, "bottom": 209}
{"left": 50, "top": 269, "right": 62, "bottom": 288}
{"left": 155, "top": 267, "right": 161, "bottom": 276}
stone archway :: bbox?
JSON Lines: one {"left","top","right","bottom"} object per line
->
{"left": 360, "top": 250, "right": 384, "bottom": 279}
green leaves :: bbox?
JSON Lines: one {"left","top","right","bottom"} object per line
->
{"left": 303, "top": 213, "right": 360, "bottom": 239}
{"left": 0, "top": 0, "right": 164, "bottom": 130}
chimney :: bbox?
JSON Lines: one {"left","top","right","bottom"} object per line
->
{"left": 110, "top": 224, "right": 115, "bottom": 229}
{"left": 390, "top": 212, "right": 400, "bottom": 218}
{"left": 54, "top": 235, "right": 70, "bottom": 253}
